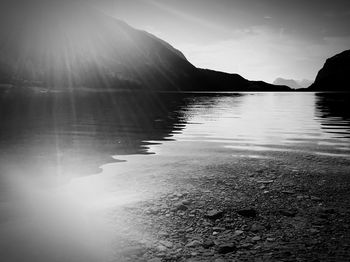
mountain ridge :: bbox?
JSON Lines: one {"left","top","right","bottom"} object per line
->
{"left": 308, "top": 50, "right": 350, "bottom": 91}
{"left": 0, "top": 1, "right": 290, "bottom": 92}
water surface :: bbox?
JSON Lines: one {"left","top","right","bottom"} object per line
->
{"left": 0, "top": 92, "right": 349, "bottom": 191}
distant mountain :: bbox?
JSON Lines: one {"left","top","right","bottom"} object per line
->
{"left": 309, "top": 50, "right": 350, "bottom": 91}
{"left": 0, "top": 1, "right": 290, "bottom": 92}
{"left": 273, "top": 78, "right": 313, "bottom": 89}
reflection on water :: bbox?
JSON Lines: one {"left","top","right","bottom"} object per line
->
{"left": 315, "top": 93, "right": 350, "bottom": 138}
{"left": 0, "top": 91, "right": 349, "bottom": 188}
{"left": 0, "top": 92, "right": 192, "bottom": 189}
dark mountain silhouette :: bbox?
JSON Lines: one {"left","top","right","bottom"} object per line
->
{"left": 309, "top": 50, "right": 350, "bottom": 91}
{"left": 274, "top": 78, "right": 312, "bottom": 89}
{"left": 0, "top": 1, "right": 290, "bottom": 92}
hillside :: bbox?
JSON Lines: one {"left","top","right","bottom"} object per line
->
{"left": 309, "top": 50, "right": 350, "bottom": 91}
{"left": 0, "top": 1, "right": 289, "bottom": 92}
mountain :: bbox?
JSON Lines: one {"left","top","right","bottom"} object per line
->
{"left": 273, "top": 78, "right": 313, "bottom": 89}
{"left": 0, "top": 1, "right": 290, "bottom": 92}
{"left": 309, "top": 50, "right": 350, "bottom": 91}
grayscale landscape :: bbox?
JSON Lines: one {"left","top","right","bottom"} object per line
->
{"left": 0, "top": 1, "right": 350, "bottom": 262}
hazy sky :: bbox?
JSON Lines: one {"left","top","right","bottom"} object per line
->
{"left": 96, "top": 0, "right": 350, "bottom": 82}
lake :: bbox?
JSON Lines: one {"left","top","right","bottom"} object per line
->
{"left": 1, "top": 91, "right": 350, "bottom": 261}
{"left": 0, "top": 92, "right": 349, "bottom": 193}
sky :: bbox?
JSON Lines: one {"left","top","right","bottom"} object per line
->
{"left": 95, "top": 0, "right": 350, "bottom": 83}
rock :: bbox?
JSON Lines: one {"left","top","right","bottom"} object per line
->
{"left": 215, "top": 259, "right": 227, "bottom": 262}
{"left": 309, "top": 49, "right": 350, "bottom": 91}
{"left": 186, "top": 227, "right": 194, "bottom": 232}
{"left": 251, "top": 236, "right": 261, "bottom": 242}
{"left": 256, "top": 180, "right": 274, "bottom": 184}
{"left": 282, "top": 190, "right": 295, "bottom": 194}
{"left": 159, "top": 240, "right": 173, "bottom": 248}
{"left": 280, "top": 210, "right": 297, "bottom": 217}
{"left": 205, "top": 209, "right": 225, "bottom": 220}
{"left": 186, "top": 240, "right": 202, "bottom": 248}
{"left": 250, "top": 223, "right": 264, "bottom": 232}
{"left": 155, "top": 245, "right": 168, "bottom": 252}
{"left": 234, "top": 230, "right": 244, "bottom": 236}
{"left": 266, "top": 238, "right": 275, "bottom": 242}
{"left": 309, "top": 228, "right": 320, "bottom": 234}
{"left": 217, "top": 243, "right": 236, "bottom": 254}
{"left": 237, "top": 208, "right": 258, "bottom": 218}
{"left": 239, "top": 243, "right": 253, "bottom": 249}
{"left": 147, "top": 207, "right": 161, "bottom": 215}
{"left": 158, "top": 231, "right": 169, "bottom": 237}
{"left": 203, "top": 240, "right": 215, "bottom": 249}
{"left": 311, "top": 196, "right": 321, "bottom": 201}
{"left": 182, "top": 199, "right": 191, "bottom": 205}
{"left": 213, "top": 227, "right": 225, "bottom": 231}
{"left": 174, "top": 202, "right": 188, "bottom": 211}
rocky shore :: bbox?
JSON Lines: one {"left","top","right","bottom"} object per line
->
{"left": 108, "top": 154, "right": 350, "bottom": 262}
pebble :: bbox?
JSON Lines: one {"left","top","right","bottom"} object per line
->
{"left": 205, "top": 209, "right": 225, "bottom": 220}
{"left": 251, "top": 236, "right": 261, "bottom": 242}
{"left": 159, "top": 240, "right": 173, "bottom": 248}
{"left": 282, "top": 190, "right": 295, "bottom": 194}
{"left": 174, "top": 202, "right": 188, "bottom": 211}
{"left": 251, "top": 223, "right": 264, "bottom": 232}
{"left": 280, "top": 210, "right": 297, "bottom": 217}
{"left": 156, "top": 245, "right": 168, "bottom": 252}
{"left": 237, "top": 208, "right": 258, "bottom": 218}
{"left": 217, "top": 243, "right": 236, "bottom": 254}
{"left": 182, "top": 199, "right": 191, "bottom": 205}
{"left": 234, "top": 230, "right": 244, "bottom": 236}
{"left": 257, "top": 180, "right": 274, "bottom": 184}
{"left": 186, "top": 240, "right": 202, "bottom": 248}
{"left": 215, "top": 259, "right": 227, "bottom": 262}
{"left": 203, "top": 240, "right": 215, "bottom": 249}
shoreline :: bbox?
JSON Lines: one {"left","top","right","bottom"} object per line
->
{"left": 110, "top": 153, "right": 350, "bottom": 261}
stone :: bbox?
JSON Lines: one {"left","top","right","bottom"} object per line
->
{"left": 234, "top": 230, "right": 244, "bottom": 236}
{"left": 147, "top": 207, "right": 160, "bottom": 215}
{"left": 205, "top": 209, "right": 225, "bottom": 220}
{"left": 203, "top": 240, "right": 215, "bottom": 249}
{"left": 174, "top": 202, "right": 188, "bottom": 211}
{"left": 311, "top": 196, "right": 321, "bottom": 201}
{"left": 251, "top": 223, "right": 264, "bottom": 232}
{"left": 215, "top": 259, "right": 227, "bottom": 262}
{"left": 156, "top": 245, "right": 168, "bottom": 252}
{"left": 282, "top": 190, "right": 295, "bottom": 194}
{"left": 186, "top": 240, "right": 202, "bottom": 248}
{"left": 257, "top": 180, "right": 274, "bottom": 184}
{"left": 251, "top": 236, "right": 261, "bottom": 242}
{"left": 182, "top": 199, "right": 191, "bottom": 205}
{"left": 159, "top": 240, "right": 173, "bottom": 248}
{"left": 237, "top": 208, "right": 258, "bottom": 218}
{"left": 280, "top": 210, "right": 297, "bottom": 217}
{"left": 217, "top": 243, "right": 236, "bottom": 254}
